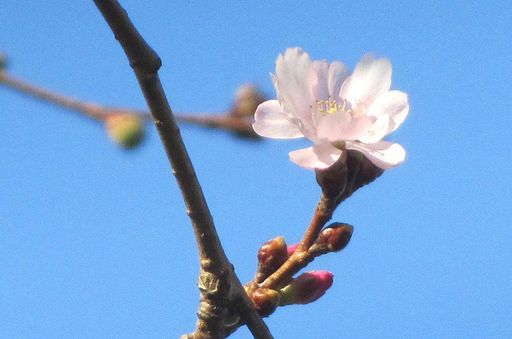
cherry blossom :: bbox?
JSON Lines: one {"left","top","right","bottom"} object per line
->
{"left": 253, "top": 48, "right": 409, "bottom": 170}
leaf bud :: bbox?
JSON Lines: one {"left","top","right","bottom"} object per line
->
{"left": 105, "top": 114, "right": 145, "bottom": 149}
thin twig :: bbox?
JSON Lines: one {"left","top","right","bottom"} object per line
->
{"left": 0, "top": 71, "right": 120, "bottom": 120}
{"left": 93, "top": 1, "right": 271, "bottom": 338}
{"left": 259, "top": 194, "right": 335, "bottom": 290}
{"left": 0, "top": 70, "right": 258, "bottom": 137}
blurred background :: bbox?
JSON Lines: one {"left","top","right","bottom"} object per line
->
{"left": 1, "top": 1, "right": 511, "bottom": 338}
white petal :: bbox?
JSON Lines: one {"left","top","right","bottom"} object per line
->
{"left": 275, "top": 48, "right": 313, "bottom": 121}
{"left": 357, "top": 115, "right": 390, "bottom": 144}
{"left": 253, "top": 100, "right": 303, "bottom": 139}
{"left": 316, "top": 111, "right": 373, "bottom": 142}
{"left": 368, "top": 90, "right": 409, "bottom": 132}
{"left": 340, "top": 54, "right": 392, "bottom": 106}
{"left": 328, "top": 61, "right": 350, "bottom": 99}
{"left": 345, "top": 140, "right": 406, "bottom": 169}
{"left": 309, "top": 60, "right": 329, "bottom": 101}
{"left": 289, "top": 143, "right": 343, "bottom": 170}
{"left": 359, "top": 90, "right": 409, "bottom": 144}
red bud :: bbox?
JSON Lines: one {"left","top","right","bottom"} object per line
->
{"left": 256, "top": 236, "right": 288, "bottom": 283}
{"left": 251, "top": 288, "right": 280, "bottom": 317}
{"left": 311, "top": 223, "right": 353, "bottom": 255}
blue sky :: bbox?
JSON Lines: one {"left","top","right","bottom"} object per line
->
{"left": 1, "top": 1, "right": 511, "bottom": 338}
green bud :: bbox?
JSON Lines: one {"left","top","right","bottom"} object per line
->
{"left": 105, "top": 114, "right": 145, "bottom": 149}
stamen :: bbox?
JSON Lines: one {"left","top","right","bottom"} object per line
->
{"left": 316, "top": 98, "right": 350, "bottom": 115}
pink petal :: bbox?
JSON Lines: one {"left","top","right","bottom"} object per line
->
{"left": 289, "top": 143, "right": 343, "bottom": 170}
{"left": 357, "top": 115, "right": 391, "bottom": 144}
{"left": 368, "top": 90, "right": 409, "bottom": 132}
{"left": 316, "top": 110, "right": 374, "bottom": 142}
{"left": 359, "top": 91, "right": 409, "bottom": 143}
{"left": 253, "top": 100, "right": 303, "bottom": 139}
{"left": 345, "top": 140, "right": 406, "bottom": 169}
{"left": 340, "top": 54, "right": 392, "bottom": 106}
{"left": 328, "top": 61, "right": 350, "bottom": 99}
{"left": 309, "top": 60, "right": 329, "bottom": 100}
{"left": 275, "top": 48, "right": 313, "bottom": 122}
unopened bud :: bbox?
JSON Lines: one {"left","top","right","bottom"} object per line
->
{"left": 251, "top": 287, "right": 280, "bottom": 317}
{"left": 279, "top": 271, "right": 333, "bottom": 305}
{"left": 311, "top": 223, "right": 353, "bottom": 255}
{"left": 256, "top": 236, "right": 288, "bottom": 282}
{"left": 287, "top": 243, "right": 299, "bottom": 257}
{"left": 231, "top": 83, "right": 265, "bottom": 117}
{"left": 105, "top": 114, "right": 145, "bottom": 149}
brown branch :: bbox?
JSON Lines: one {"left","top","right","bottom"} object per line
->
{"left": 0, "top": 70, "right": 258, "bottom": 137}
{"left": 92, "top": 1, "right": 271, "bottom": 338}
{"left": 0, "top": 71, "right": 123, "bottom": 120}
{"left": 259, "top": 194, "right": 335, "bottom": 290}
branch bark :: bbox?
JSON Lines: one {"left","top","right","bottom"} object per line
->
{"left": 93, "top": 1, "right": 272, "bottom": 338}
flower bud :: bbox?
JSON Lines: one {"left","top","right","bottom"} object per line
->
{"left": 251, "top": 287, "right": 280, "bottom": 317}
{"left": 256, "top": 236, "right": 288, "bottom": 283}
{"left": 286, "top": 243, "right": 299, "bottom": 257}
{"left": 105, "top": 114, "right": 145, "bottom": 149}
{"left": 279, "top": 271, "right": 334, "bottom": 305}
{"left": 231, "top": 83, "right": 265, "bottom": 117}
{"left": 310, "top": 223, "right": 353, "bottom": 255}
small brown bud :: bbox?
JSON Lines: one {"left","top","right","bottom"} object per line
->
{"left": 312, "top": 223, "right": 353, "bottom": 255}
{"left": 251, "top": 287, "right": 280, "bottom": 317}
{"left": 231, "top": 83, "right": 265, "bottom": 118}
{"left": 256, "top": 236, "right": 288, "bottom": 282}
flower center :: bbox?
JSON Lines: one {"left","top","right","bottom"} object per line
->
{"left": 316, "top": 98, "right": 350, "bottom": 115}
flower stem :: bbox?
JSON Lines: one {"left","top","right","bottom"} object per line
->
{"left": 260, "top": 194, "right": 335, "bottom": 290}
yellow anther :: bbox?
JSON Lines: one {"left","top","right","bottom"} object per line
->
{"left": 316, "top": 98, "right": 349, "bottom": 115}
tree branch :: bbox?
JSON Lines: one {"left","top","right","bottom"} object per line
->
{"left": 0, "top": 71, "right": 116, "bottom": 120}
{"left": 93, "top": 1, "right": 271, "bottom": 338}
{"left": 0, "top": 70, "right": 258, "bottom": 137}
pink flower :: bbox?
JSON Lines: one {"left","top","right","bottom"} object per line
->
{"left": 253, "top": 47, "right": 409, "bottom": 170}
